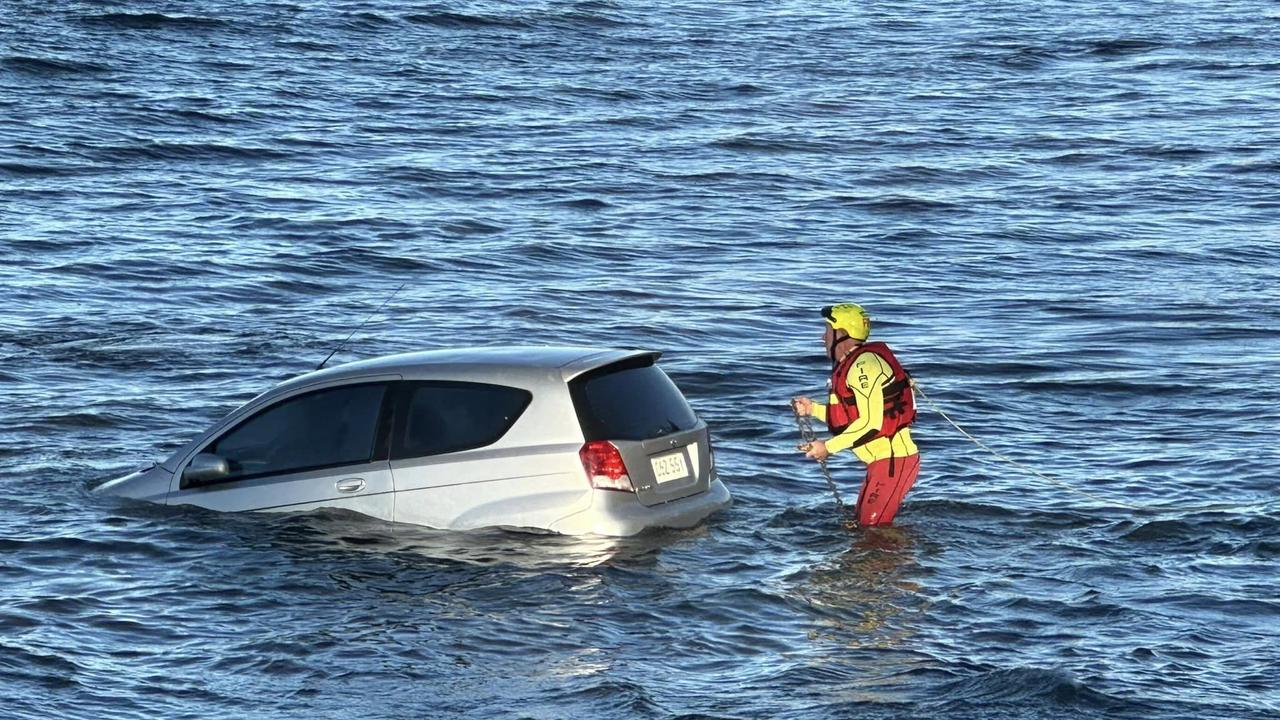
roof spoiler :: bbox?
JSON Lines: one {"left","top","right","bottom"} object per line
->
{"left": 559, "top": 349, "right": 662, "bottom": 382}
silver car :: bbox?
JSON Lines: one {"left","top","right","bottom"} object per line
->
{"left": 96, "top": 347, "right": 731, "bottom": 536}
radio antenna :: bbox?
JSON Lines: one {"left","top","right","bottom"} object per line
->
{"left": 315, "top": 282, "right": 407, "bottom": 371}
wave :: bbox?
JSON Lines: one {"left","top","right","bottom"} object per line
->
{"left": 340, "top": 11, "right": 397, "bottom": 30}
{"left": 77, "top": 141, "right": 292, "bottom": 162}
{"left": 1083, "top": 38, "right": 1165, "bottom": 57}
{"left": 0, "top": 535, "right": 176, "bottom": 559}
{"left": 0, "top": 640, "right": 83, "bottom": 689}
{"left": 910, "top": 499, "right": 1102, "bottom": 527}
{"left": 1012, "top": 379, "right": 1186, "bottom": 396}
{"left": 554, "top": 197, "right": 612, "bottom": 210}
{"left": 440, "top": 219, "right": 505, "bottom": 236}
{"left": 1, "top": 55, "right": 108, "bottom": 76}
{"left": 710, "top": 136, "right": 840, "bottom": 154}
{"left": 791, "top": 192, "right": 961, "bottom": 213}
{"left": 77, "top": 12, "right": 228, "bottom": 30}
{"left": 925, "top": 666, "right": 1141, "bottom": 712}
{"left": 0, "top": 161, "right": 80, "bottom": 177}
{"left": 403, "top": 12, "right": 530, "bottom": 30}
{"left": 1118, "top": 514, "right": 1280, "bottom": 543}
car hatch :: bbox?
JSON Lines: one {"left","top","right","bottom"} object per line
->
{"left": 569, "top": 356, "right": 712, "bottom": 507}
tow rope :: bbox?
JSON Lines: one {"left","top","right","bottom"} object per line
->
{"left": 794, "top": 382, "right": 1145, "bottom": 525}
{"left": 791, "top": 401, "right": 858, "bottom": 529}
{"left": 911, "top": 382, "right": 1142, "bottom": 511}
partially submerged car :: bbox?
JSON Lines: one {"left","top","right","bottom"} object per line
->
{"left": 96, "top": 347, "right": 731, "bottom": 536}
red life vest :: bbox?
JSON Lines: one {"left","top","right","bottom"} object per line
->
{"left": 826, "top": 341, "right": 916, "bottom": 447}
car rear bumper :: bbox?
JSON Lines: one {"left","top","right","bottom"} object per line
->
{"left": 551, "top": 475, "right": 731, "bottom": 537}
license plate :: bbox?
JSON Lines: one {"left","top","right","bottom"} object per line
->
{"left": 650, "top": 451, "right": 690, "bottom": 484}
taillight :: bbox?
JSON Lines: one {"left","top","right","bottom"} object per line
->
{"left": 579, "top": 440, "right": 634, "bottom": 492}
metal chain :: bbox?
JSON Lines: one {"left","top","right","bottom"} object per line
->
{"left": 791, "top": 401, "right": 859, "bottom": 530}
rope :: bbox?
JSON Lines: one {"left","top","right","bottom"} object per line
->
{"left": 911, "top": 382, "right": 1142, "bottom": 511}
{"left": 791, "top": 401, "right": 859, "bottom": 529}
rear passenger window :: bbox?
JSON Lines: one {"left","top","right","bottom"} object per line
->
{"left": 393, "top": 382, "right": 532, "bottom": 459}
{"left": 570, "top": 361, "right": 699, "bottom": 441}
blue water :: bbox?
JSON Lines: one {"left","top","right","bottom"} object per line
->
{"left": 3, "top": 1, "right": 1279, "bottom": 718}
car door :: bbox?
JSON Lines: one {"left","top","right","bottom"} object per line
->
{"left": 167, "top": 381, "right": 397, "bottom": 520}
{"left": 388, "top": 380, "right": 586, "bottom": 530}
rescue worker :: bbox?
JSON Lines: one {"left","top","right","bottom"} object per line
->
{"left": 792, "top": 304, "right": 920, "bottom": 527}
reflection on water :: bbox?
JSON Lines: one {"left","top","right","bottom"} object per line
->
{"left": 255, "top": 507, "right": 699, "bottom": 571}
{"left": 799, "top": 526, "right": 928, "bottom": 650}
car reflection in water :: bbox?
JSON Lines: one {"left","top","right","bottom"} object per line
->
{"left": 255, "top": 506, "right": 710, "bottom": 572}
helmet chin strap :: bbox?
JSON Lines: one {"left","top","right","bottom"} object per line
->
{"left": 828, "top": 332, "right": 863, "bottom": 365}
{"left": 826, "top": 329, "right": 850, "bottom": 363}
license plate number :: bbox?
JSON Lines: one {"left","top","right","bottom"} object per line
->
{"left": 650, "top": 451, "right": 690, "bottom": 484}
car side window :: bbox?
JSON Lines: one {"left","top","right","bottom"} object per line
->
{"left": 393, "top": 382, "right": 532, "bottom": 459}
{"left": 209, "top": 383, "right": 388, "bottom": 481}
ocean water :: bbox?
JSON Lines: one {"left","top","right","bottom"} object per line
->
{"left": 2, "top": 0, "right": 1279, "bottom": 718}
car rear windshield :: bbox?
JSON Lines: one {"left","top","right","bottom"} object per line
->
{"left": 570, "top": 360, "right": 699, "bottom": 441}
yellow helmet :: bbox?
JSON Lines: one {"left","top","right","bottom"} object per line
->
{"left": 822, "top": 303, "right": 871, "bottom": 341}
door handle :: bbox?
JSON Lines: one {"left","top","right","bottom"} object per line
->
{"left": 336, "top": 478, "right": 366, "bottom": 493}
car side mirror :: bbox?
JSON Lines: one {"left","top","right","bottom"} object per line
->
{"left": 182, "top": 453, "right": 231, "bottom": 488}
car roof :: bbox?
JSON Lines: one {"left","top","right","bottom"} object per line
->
{"left": 157, "top": 346, "right": 662, "bottom": 473}
{"left": 274, "top": 346, "right": 660, "bottom": 394}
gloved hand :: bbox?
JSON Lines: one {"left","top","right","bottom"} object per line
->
{"left": 791, "top": 396, "right": 814, "bottom": 416}
{"left": 802, "top": 439, "right": 830, "bottom": 461}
